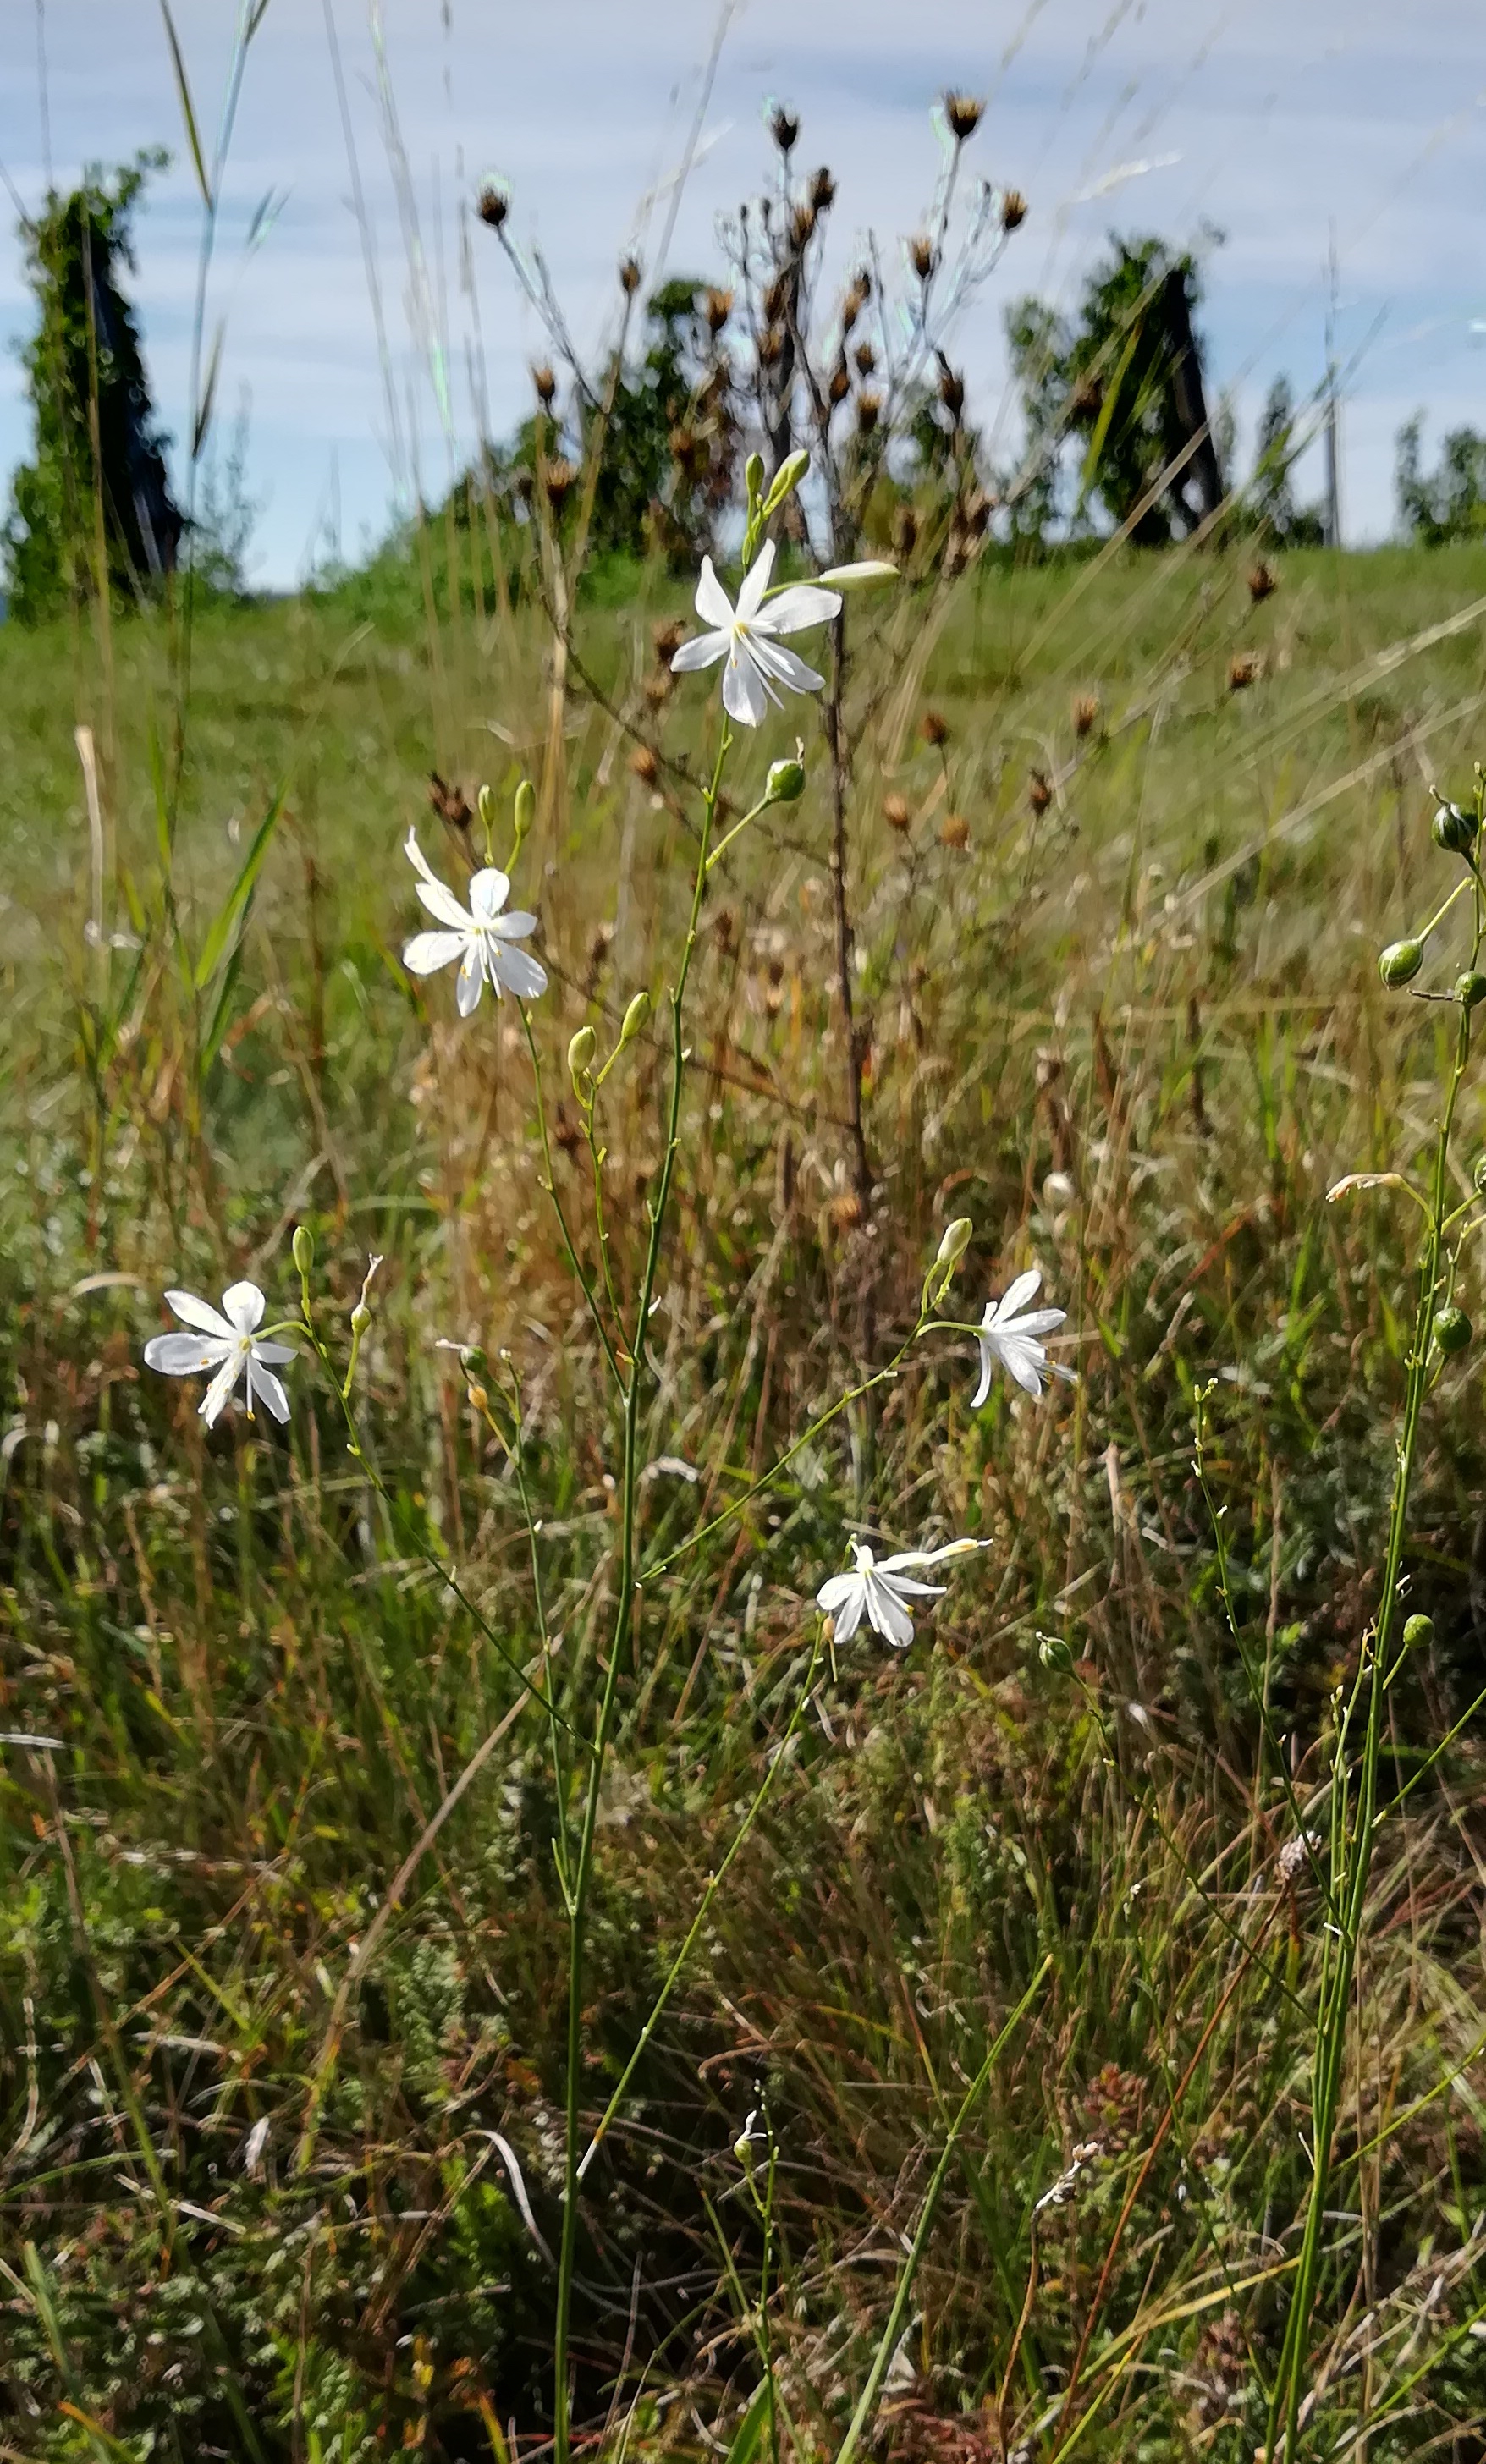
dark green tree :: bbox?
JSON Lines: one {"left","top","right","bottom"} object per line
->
{"left": 3, "top": 151, "right": 181, "bottom": 623}
{"left": 1396, "top": 415, "right": 1486, "bottom": 546}
{"left": 1006, "top": 234, "right": 1223, "bottom": 546}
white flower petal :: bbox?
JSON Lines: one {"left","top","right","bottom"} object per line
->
{"left": 880, "top": 1538, "right": 989, "bottom": 1574}
{"left": 971, "top": 1339, "right": 995, "bottom": 1410}
{"left": 864, "top": 1576, "right": 915, "bottom": 1649}
{"left": 817, "top": 1572, "right": 859, "bottom": 1613}
{"left": 490, "top": 944, "right": 548, "bottom": 1001}
{"left": 747, "top": 635, "right": 824, "bottom": 696}
{"left": 248, "top": 1359, "right": 291, "bottom": 1423}
{"left": 1001, "top": 1306, "right": 1066, "bottom": 1338}
{"left": 735, "top": 537, "right": 775, "bottom": 622}
{"left": 469, "top": 867, "right": 511, "bottom": 921}
{"left": 199, "top": 1353, "right": 243, "bottom": 1427}
{"left": 722, "top": 648, "right": 769, "bottom": 727}
{"left": 251, "top": 1341, "right": 297, "bottom": 1366}
{"left": 404, "top": 929, "right": 470, "bottom": 976}
{"left": 416, "top": 876, "right": 475, "bottom": 931}
{"left": 145, "top": 1333, "right": 233, "bottom": 1377}
{"left": 695, "top": 555, "right": 735, "bottom": 630}
{"left": 455, "top": 945, "right": 484, "bottom": 1015}
{"left": 487, "top": 910, "right": 538, "bottom": 942}
{"left": 222, "top": 1282, "right": 266, "bottom": 1334}
{"left": 999, "top": 1339, "right": 1048, "bottom": 1397}
{"left": 671, "top": 629, "right": 729, "bottom": 673}
{"left": 163, "top": 1288, "right": 236, "bottom": 1340}
{"left": 876, "top": 1575, "right": 948, "bottom": 1599}
{"left": 827, "top": 1586, "right": 866, "bottom": 1642}
{"left": 755, "top": 582, "right": 840, "bottom": 635}
{"left": 997, "top": 1268, "right": 1043, "bottom": 1320}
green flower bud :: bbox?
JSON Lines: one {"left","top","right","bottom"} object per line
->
{"left": 292, "top": 1225, "right": 315, "bottom": 1275}
{"left": 745, "top": 451, "right": 765, "bottom": 507}
{"left": 513, "top": 778, "right": 536, "bottom": 853}
{"left": 350, "top": 1302, "right": 372, "bottom": 1336}
{"left": 1456, "top": 971, "right": 1486, "bottom": 1009}
{"left": 1473, "top": 1155, "right": 1486, "bottom": 1196}
{"left": 477, "top": 783, "right": 495, "bottom": 835}
{"left": 1434, "top": 1304, "right": 1472, "bottom": 1355}
{"left": 1401, "top": 1613, "right": 1434, "bottom": 1648}
{"left": 619, "top": 991, "right": 651, "bottom": 1046}
{"left": 1433, "top": 800, "right": 1478, "bottom": 855}
{"left": 765, "top": 757, "right": 806, "bottom": 805}
{"left": 1379, "top": 938, "right": 1424, "bottom": 987}
{"left": 933, "top": 1216, "right": 973, "bottom": 1273}
{"left": 1038, "top": 1633, "right": 1074, "bottom": 1674}
{"left": 762, "top": 448, "right": 810, "bottom": 513}
{"left": 567, "top": 1026, "right": 597, "bottom": 1083}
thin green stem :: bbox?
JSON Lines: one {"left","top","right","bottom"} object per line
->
{"left": 1266, "top": 885, "right": 1482, "bottom": 2462}
{"left": 551, "top": 723, "right": 730, "bottom": 2464}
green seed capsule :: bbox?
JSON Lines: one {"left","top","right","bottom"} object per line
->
{"left": 1378, "top": 938, "right": 1424, "bottom": 987}
{"left": 1457, "top": 971, "right": 1486, "bottom": 1009}
{"left": 567, "top": 1026, "right": 597, "bottom": 1081}
{"left": 1434, "top": 1304, "right": 1472, "bottom": 1355}
{"left": 1401, "top": 1614, "right": 1434, "bottom": 1648}
{"left": 292, "top": 1225, "right": 315, "bottom": 1274}
{"left": 1433, "top": 800, "right": 1478, "bottom": 855}
{"left": 766, "top": 757, "right": 806, "bottom": 805}
{"left": 1038, "top": 1634, "right": 1074, "bottom": 1674}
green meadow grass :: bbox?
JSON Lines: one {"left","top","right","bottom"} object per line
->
{"left": 6, "top": 534, "right": 1486, "bottom": 2458}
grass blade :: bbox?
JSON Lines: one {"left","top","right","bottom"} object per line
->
{"left": 159, "top": 1, "right": 212, "bottom": 208}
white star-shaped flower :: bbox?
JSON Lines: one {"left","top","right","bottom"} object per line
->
{"left": 815, "top": 1537, "right": 989, "bottom": 1651}
{"left": 143, "top": 1281, "right": 295, "bottom": 1428}
{"left": 669, "top": 540, "right": 841, "bottom": 727}
{"left": 973, "top": 1269, "right": 1073, "bottom": 1403}
{"left": 401, "top": 830, "right": 548, "bottom": 1015}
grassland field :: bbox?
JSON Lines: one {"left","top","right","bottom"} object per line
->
{"left": 5, "top": 533, "right": 1486, "bottom": 2459}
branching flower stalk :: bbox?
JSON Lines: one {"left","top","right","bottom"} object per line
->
{"left": 1266, "top": 783, "right": 1486, "bottom": 2462}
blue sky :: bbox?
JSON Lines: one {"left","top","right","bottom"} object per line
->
{"left": 2, "top": 0, "right": 1483, "bottom": 585}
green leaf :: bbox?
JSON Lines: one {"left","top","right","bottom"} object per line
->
{"left": 721, "top": 2375, "right": 774, "bottom": 2464}
{"left": 193, "top": 781, "right": 288, "bottom": 991}
{"left": 193, "top": 318, "right": 227, "bottom": 462}
{"left": 160, "top": 3, "right": 212, "bottom": 209}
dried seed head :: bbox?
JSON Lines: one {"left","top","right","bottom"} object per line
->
{"left": 790, "top": 203, "right": 817, "bottom": 250}
{"left": 809, "top": 166, "right": 836, "bottom": 213}
{"left": 883, "top": 793, "right": 911, "bottom": 833}
{"left": 828, "top": 360, "right": 851, "bottom": 406}
{"left": 769, "top": 102, "right": 800, "bottom": 155}
{"left": 762, "top": 275, "right": 787, "bottom": 323}
{"left": 963, "top": 487, "right": 993, "bottom": 536}
{"left": 1247, "top": 558, "right": 1277, "bottom": 602}
{"left": 757, "top": 324, "right": 784, "bottom": 370}
{"left": 1229, "top": 650, "right": 1263, "bottom": 691}
{"left": 944, "top": 91, "right": 984, "bottom": 141}
{"left": 619, "top": 256, "right": 641, "bottom": 296}
{"left": 542, "top": 456, "right": 578, "bottom": 509}
{"left": 827, "top": 1189, "right": 865, "bottom": 1232}
{"left": 704, "top": 286, "right": 733, "bottom": 336}
{"left": 427, "top": 770, "right": 473, "bottom": 830}
{"left": 1028, "top": 767, "right": 1053, "bottom": 813}
{"left": 939, "top": 811, "right": 971, "bottom": 851}
{"left": 910, "top": 233, "right": 938, "bottom": 282}
{"left": 938, "top": 361, "right": 966, "bottom": 421}
{"left": 854, "top": 339, "right": 877, "bottom": 377}
{"left": 919, "top": 708, "right": 949, "bottom": 747}
{"left": 1072, "top": 693, "right": 1100, "bottom": 738}
{"left": 531, "top": 362, "right": 557, "bottom": 407}
{"left": 652, "top": 618, "right": 685, "bottom": 660}
{"left": 840, "top": 283, "right": 865, "bottom": 335}
{"left": 893, "top": 503, "right": 919, "bottom": 559}
{"left": 1000, "top": 187, "right": 1028, "bottom": 231}
{"left": 643, "top": 669, "right": 673, "bottom": 709}
{"left": 713, "top": 905, "right": 737, "bottom": 952}
{"left": 476, "top": 182, "right": 509, "bottom": 229}
{"left": 629, "top": 744, "right": 659, "bottom": 784}
{"left": 856, "top": 388, "right": 883, "bottom": 434}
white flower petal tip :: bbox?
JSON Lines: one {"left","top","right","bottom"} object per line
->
{"left": 816, "top": 560, "right": 898, "bottom": 586}
{"left": 401, "top": 832, "right": 545, "bottom": 1014}
{"left": 814, "top": 1533, "right": 988, "bottom": 1652}
{"left": 670, "top": 550, "right": 841, "bottom": 726}
{"left": 144, "top": 1282, "right": 294, "bottom": 1431}
{"left": 972, "top": 1272, "right": 1075, "bottom": 1405}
